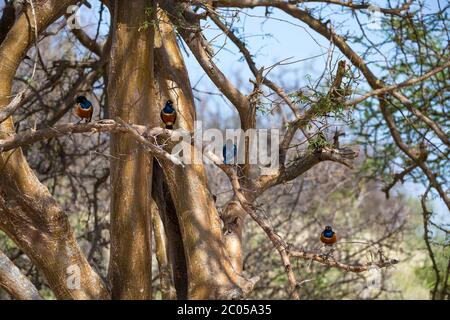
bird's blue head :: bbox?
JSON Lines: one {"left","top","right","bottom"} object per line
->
{"left": 164, "top": 100, "right": 175, "bottom": 113}
{"left": 323, "top": 225, "right": 334, "bottom": 237}
{"left": 76, "top": 95, "right": 91, "bottom": 109}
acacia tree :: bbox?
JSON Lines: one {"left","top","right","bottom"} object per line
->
{"left": 0, "top": 0, "right": 448, "bottom": 300}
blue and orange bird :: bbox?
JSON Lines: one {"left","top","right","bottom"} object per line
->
{"left": 320, "top": 226, "right": 337, "bottom": 246}
{"left": 75, "top": 95, "right": 93, "bottom": 123}
{"left": 223, "top": 141, "right": 237, "bottom": 164}
{"left": 160, "top": 100, "right": 177, "bottom": 129}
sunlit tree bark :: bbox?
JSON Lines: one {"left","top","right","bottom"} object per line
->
{"left": 0, "top": 0, "right": 109, "bottom": 300}
{"left": 154, "top": 11, "right": 253, "bottom": 298}
{"left": 107, "top": 0, "right": 155, "bottom": 299}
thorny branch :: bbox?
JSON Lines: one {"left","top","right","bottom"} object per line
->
{"left": 206, "top": 150, "right": 398, "bottom": 300}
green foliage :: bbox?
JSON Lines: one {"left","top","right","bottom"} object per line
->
{"left": 310, "top": 93, "right": 346, "bottom": 119}
{"left": 139, "top": 6, "right": 156, "bottom": 31}
{"left": 255, "top": 101, "right": 271, "bottom": 115}
{"left": 307, "top": 132, "right": 331, "bottom": 151}
{"left": 414, "top": 238, "right": 450, "bottom": 299}
{"left": 351, "top": 2, "right": 449, "bottom": 191}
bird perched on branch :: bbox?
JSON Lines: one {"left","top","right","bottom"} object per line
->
{"left": 223, "top": 141, "right": 237, "bottom": 164}
{"left": 160, "top": 100, "right": 177, "bottom": 130}
{"left": 320, "top": 226, "right": 337, "bottom": 246}
{"left": 75, "top": 95, "right": 93, "bottom": 123}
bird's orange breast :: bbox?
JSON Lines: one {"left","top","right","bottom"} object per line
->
{"left": 161, "top": 112, "right": 176, "bottom": 124}
{"left": 320, "top": 233, "right": 337, "bottom": 245}
{"left": 75, "top": 104, "right": 93, "bottom": 119}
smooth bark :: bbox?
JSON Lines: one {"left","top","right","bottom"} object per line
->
{"left": 108, "top": 0, "right": 155, "bottom": 300}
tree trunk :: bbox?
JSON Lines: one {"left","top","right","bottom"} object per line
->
{"left": 154, "top": 12, "right": 251, "bottom": 299}
{"left": 0, "top": 0, "right": 15, "bottom": 44}
{"left": 152, "top": 162, "right": 188, "bottom": 299}
{"left": 0, "top": 0, "right": 109, "bottom": 300}
{"left": 107, "top": 0, "right": 155, "bottom": 299}
{"left": 152, "top": 201, "right": 177, "bottom": 300}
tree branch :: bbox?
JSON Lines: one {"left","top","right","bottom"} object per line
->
{"left": 0, "top": 91, "right": 25, "bottom": 125}
{"left": 212, "top": 0, "right": 413, "bottom": 16}
{"left": 346, "top": 60, "right": 450, "bottom": 107}
{"left": 0, "top": 250, "right": 42, "bottom": 300}
{"left": 382, "top": 163, "right": 418, "bottom": 199}
{"left": 421, "top": 187, "right": 440, "bottom": 300}
{"left": 258, "top": 146, "right": 359, "bottom": 193}
{"left": 380, "top": 99, "right": 449, "bottom": 210}
{"left": 289, "top": 249, "right": 399, "bottom": 273}
{"left": 160, "top": 3, "right": 252, "bottom": 126}
{"left": 208, "top": 9, "right": 301, "bottom": 118}
{"left": 0, "top": 119, "right": 183, "bottom": 166}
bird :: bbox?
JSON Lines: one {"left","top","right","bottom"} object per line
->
{"left": 320, "top": 226, "right": 337, "bottom": 246}
{"left": 74, "top": 95, "right": 93, "bottom": 123}
{"left": 223, "top": 141, "right": 237, "bottom": 164}
{"left": 160, "top": 100, "right": 177, "bottom": 130}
